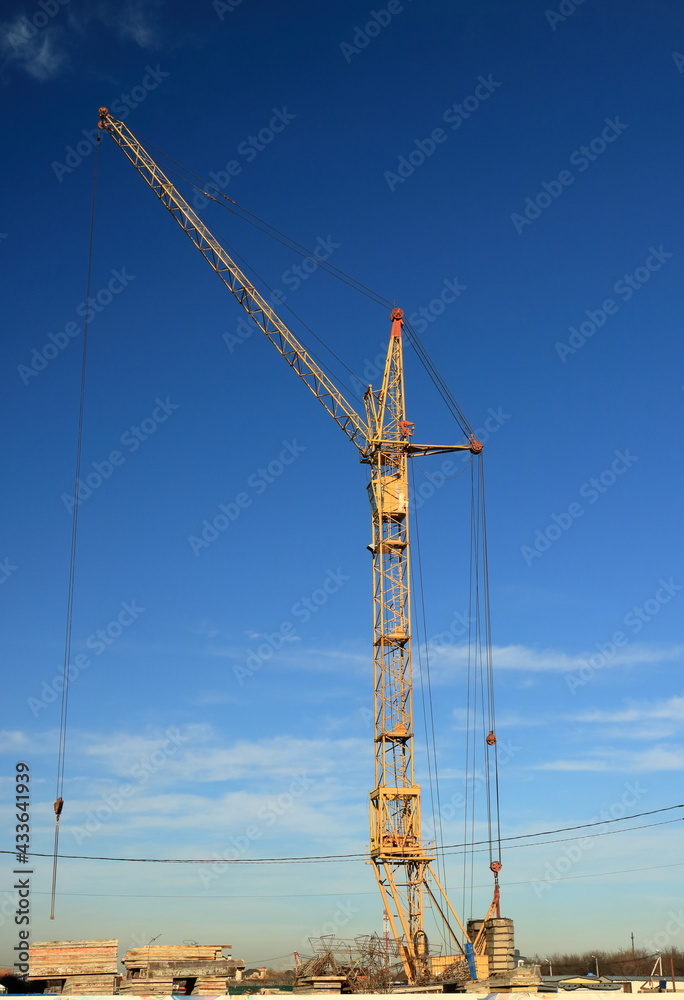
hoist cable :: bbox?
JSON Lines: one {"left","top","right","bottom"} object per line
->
{"left": 197, "top": 221, "right": 367, "bottom": 406}
{"left": 465, "top": 452, "right": 503, "bottom": 916}
{"left": 462, "top": 467, "right": 475, "bottom": 919}
{"left": 108, "top": 123, "right": 483, "bottom": 438}
{"left": 469, "top": 464, "right": 480, "bottom": 912}
{"left": 116, "top": 134, "right": 372, "bottom": 400}
{"left": 51, "top": 139, "right": 100, "bottom": 919}
{"left": 128, "top": 130, "right": 393, "bottom": 310}
{"left": 410, "top": 462, "right": 448, "bottom": 903}
{"left": 473, "top": 462, "right": 493, "bottom": 869}
{"left": 403, "top": 321, "right": 474, "bottom": 440}
{"left": 479, "top": 459, "right": 502, "bottom": 860}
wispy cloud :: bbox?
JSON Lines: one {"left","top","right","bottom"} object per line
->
{"left": 18, "top": 724, "right": 369, "bottom": 786}
{"left": 569, "top": 696, "right": 684, "bottom": 724}
{"left": 534, "top": 745, "right": 684, "bottom": 773}
{"left": 187, "top": 618, "right": 219, "bottom": 639}
{"left": 190, "top": 689, "right": 241, "bottom": 707}
{"left": 1, "top": 0, "right": 161, "bottom": 81}
{"left": 0, "top": 22, "right": 68, "bottom": 81}
{"left": 0, "top": 729, "right": 30, "bottom": 752}
{"left": 428, "top": 642, "right": 684, "bottom": 674}
{"left": 0, "top": 725, "right": 371, "bottom": 856}
{"left": 451, "top": 707, "right": 544, "bottom": 730}
{"left": 97, "top": 0, "right": 161, "bottom": 47}
{"left": 209, "top": 643, "right": 367, "bottom": 673}
{"left": 68, "top": 0, "right": 163, "bottom": 49}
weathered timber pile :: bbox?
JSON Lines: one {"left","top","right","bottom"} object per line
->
{"left": 120, "top": 944, "right": 245, "bottom": 995}
{"left": 120, "top": 975, "right": 241, "bottom": 996}
{"left": 62, "top": 974, "right": 120, "bottom": 994}
{"left": 123, "top": 944, "right": 231, "bottom": 968}
{"left": 28, "top": 939, "right": 118, "bottom": 978}
{"left": 27, "top": 940, "right": 119, "bottom": 995}
{"left": 291, "top": 974, "right": 348, "bottom": 994}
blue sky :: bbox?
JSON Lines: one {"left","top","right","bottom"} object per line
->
{"left": 1, "top": 0, "right": 684, "bottom": 971}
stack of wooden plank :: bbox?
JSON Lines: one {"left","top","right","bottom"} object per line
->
{"left": 122, "top": 944, "right": 232, "bottom": 970}
{"left": 62, "top": 973, "right": 120, "bottom": 994}
{"left": 27, "top": 940, "right": 119, "bottom": 995}
{"left": 28, "top": 939, "right": 119, "bottom": 978}
{"left": 120, "top": 944, "right": 245, "bottom": 995}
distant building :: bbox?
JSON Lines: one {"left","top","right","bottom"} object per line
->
{"left": 27, "top": 939, "right": 119, "bottom": 995}
{"left": 245, "top": 969, "right": 268, "bottom": 980}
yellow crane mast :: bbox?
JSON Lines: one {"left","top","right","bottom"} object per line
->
{"left": 97, "top": 108, "right": 487, "bottom": 984}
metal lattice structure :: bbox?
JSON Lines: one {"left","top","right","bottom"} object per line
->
{"left": 296, "top": 934, "right": 470, "bottom": 993}
{"left": 98, "top": 108, "right": 482, "bottom": 984}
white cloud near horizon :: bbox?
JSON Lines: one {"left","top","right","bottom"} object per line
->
{"left": 0, "top": 724, "right": 369, "bottom": 786}
{"left": 427, "top": 641, "right": 684, "bottom": 675}
{"left": 533, "top": 745, "right": 684, "bottom": 773}
{"left": 569, "top": 696, "right": 684, "bottom": 724}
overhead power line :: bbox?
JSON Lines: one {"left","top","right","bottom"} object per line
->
{"left": 3, "top": 804, "right": 681, "bottom": 866}
{"left": 4, "top": 858, "right": 682, "bottom": 902}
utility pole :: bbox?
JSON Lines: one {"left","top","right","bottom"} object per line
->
{"left": 146, "top": 935, "right": 161, "bottom": 979}
{"left": 631, "top": 932, "right": 635, "bottom": 955}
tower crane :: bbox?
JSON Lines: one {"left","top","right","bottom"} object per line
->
{"left": 96, "top": 108, "right": 499, "bottom": 985}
